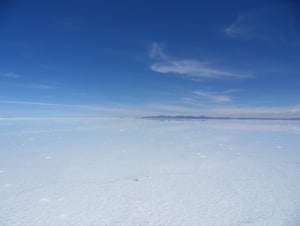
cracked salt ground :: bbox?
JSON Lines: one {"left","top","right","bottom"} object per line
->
{"left": 58, "top": 214, "right": 67, "bottom": 219}
{"left": 39, "top": 197, "right": 51, "bottom": 203}
{"left": 3, "top": 183, "right": 12, "bottom": 188}
{"left": 0, "top": 118, "right": 300, "bottom": 226}
{"left": 196, "top": 153, "right": 207, "bottom": 158}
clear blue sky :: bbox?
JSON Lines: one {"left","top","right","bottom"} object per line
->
{"left": 0, "top": 0, "right": 300, "bottom": 117}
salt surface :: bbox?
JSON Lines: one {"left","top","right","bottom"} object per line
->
{"left": 0, "top": 118, "right": 300, "bottom": 226}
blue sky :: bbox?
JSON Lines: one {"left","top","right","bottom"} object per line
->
{"left": 0, "top": 0, "right": 300, "bottom": 117}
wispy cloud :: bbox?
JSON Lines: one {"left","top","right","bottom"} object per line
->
{"left": 23, "top": 83, "right": 57, "bottom": 89}
{"left": 1, "top": 72, "right": 58, "bottom": 89}
{"left": 224, "top": 6, "right": 300, "bottom": 44}
{"left": 0, "top": 100, "right": 62, "bottom": 106}
{"left": 224, "top": 12, "right": 255, "bottom": 39}
{"left": 149, "top": 43, "right": 249, "bottom": 80}
{"left": 0, "top": 72, "right": 22, "bottom": 79}
{"left": 149, "top": 42, "right": 169, "bottom": 60}
{"left": 223, "top": 11, "right": 275, "bottom": 40}
{"left": 193, "top": 90, "right": 232, "bottom": 103}
{"left": 3, "top": 82, "right": 58, "bottom": 90}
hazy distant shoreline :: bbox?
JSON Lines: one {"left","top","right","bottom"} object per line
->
{"left": 142, "top": 115, "right": 300, "bottom": 121}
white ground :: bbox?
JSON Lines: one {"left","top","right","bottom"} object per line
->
{"left": 0, "top": 118, "right": 300, "bottom": 226}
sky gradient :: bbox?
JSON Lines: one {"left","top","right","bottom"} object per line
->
{"left": 1, "top": 0, "right": 300, "bottom": 117}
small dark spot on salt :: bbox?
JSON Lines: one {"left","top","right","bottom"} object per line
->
{"left": 133, "top": 178, "right": 139, "bottom": 182}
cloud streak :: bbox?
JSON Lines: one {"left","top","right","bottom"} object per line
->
{"left": 0, "top": 72, "right": 21, "bottom": 79}
{"left": 149, "top": 43, "right": 249, "bottom": 80}
{"left": 1, "top": 72, "right": 58, "bottom": 89}
{"left": 0, "top": 100, "right": 62, "bottom": 106}
{"left": 193, "top": 90, "right": 232, "bottom": 103}
{"left": 23, "top": 83, "right": 57, "bottom": 89}
{"left": 2, "top": 82, "right": 58, "bottom": 90}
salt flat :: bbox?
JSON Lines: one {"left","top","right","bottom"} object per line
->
{"left": 0, "top": 118, "right": 300, "bottom": 226}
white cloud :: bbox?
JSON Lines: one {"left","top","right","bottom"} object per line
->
{"left": 149, "top": 43, "right": 249, "bottom": 80}
{"left": 0, "top": 72, "right": 21, "bottom": 79}
{"left": 151, "top": 60, "right": 247, "bottom": 79}
{"left": 193, "top": 90, "right": 232, "bottom": 103}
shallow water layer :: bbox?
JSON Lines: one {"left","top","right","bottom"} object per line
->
{"left": 0, "top": 118, "right": 300, "bottom": 226}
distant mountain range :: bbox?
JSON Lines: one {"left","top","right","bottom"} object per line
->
{"left": 141, "top": 115, "right": 300, "bottom": 121}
